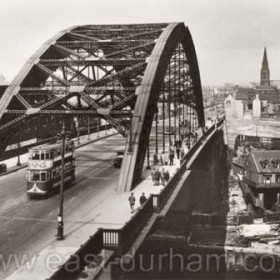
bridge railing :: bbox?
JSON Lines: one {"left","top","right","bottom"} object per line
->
{"left": 103, "top": 195, "right": 154, "bottom": 254}
{"left": 154, "top": 119, "right": 224, "bottom": 211}
{"left": 47, "top": 229, "right": 103, "bottom": 280}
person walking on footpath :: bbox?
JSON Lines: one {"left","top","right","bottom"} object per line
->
{"left": 160, "top": 151, "right": 164, "bottom": 166}
{"left": 151, "top": 167, "right": 156, "bottom": 184}
{"left": 154, "top": 168, "right": 161, "bottom": 186}
{"left": 153, "top": 153, "right": 158, "bottom": 166}
{"left": 128, "top": 192, "right": 136, "bottom": 213}
{"left": 180, "top": 146, "right": 185, "bottom": 160}
{"left": 139, "top": 192, "right": 147, "bottom": 207}
{"left": 161, "top": 152, "right": 167, "bottom": 166}
{"left": 160, "top": 168, "right": 166, "bottom": 186}
{"left": 165, "top": 151, "right": 170, "bottom": 166}
{"left": 164, "top": 169, "right": 170, "bottom": 183}
{"left": 176, "top": 143, "right": 181, "bottom": 159}
{"left": 169, "top": 148, "right": 174, "bottom": 166}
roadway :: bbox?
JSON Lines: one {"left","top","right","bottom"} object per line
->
{"left": 0, "top": 134, "right": 125, "bottom": 279}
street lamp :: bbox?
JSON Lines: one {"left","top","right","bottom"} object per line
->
{"left": 162, "top": 93, "right": 167, "bottom": 153}
{"left": 87, "top": 116, "right": 91, "bottom": 140}
{"left": 57, "top": 121, "right": 66, "bottom": 240}
{"left": 16, "top": 128, "right": 21, "bottom": 166}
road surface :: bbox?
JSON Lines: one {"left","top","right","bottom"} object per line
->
{"left": 0, "top": 134, "right": 125, "bottom": 278}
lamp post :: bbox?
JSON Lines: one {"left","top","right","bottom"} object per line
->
{"left": 17, "top": 128, "right": 21, "bottom": 166}
{"left": 162, "top": 93, "right": 167, "bottom": 153}
{"left": 57, "top": 121, "right": 65, "bottom": 240}
{"left": 155, "top": 107, "right": 158, "bottom": 155}
{"left": 146, "top": 138, "right": 151, "bottom": 170}
{"left": 97, "top": 116, "right": 100, "bottom": 138}
{"left": 87, "top": 116, "right": 91, "bottom": 140}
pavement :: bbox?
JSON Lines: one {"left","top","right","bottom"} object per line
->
{"left": 4, "top": 140, "right": 182, "bottom": 280}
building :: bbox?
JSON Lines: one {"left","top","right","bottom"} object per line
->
{"left": 234, "top": 150, "right": 280, "bottom": 211}
{"left": 224, "top": 48, "right": 280, "bottom": 120}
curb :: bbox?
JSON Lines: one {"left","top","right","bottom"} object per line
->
{"left": 0, "top": 131, "right": 118, "bottom": 178}
{"left": 0, "top": 163, "right": 27, "bottom": 177}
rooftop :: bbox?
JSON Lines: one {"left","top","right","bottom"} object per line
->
{"left": 234, "top": 87, "right": 280, "bottom": 103}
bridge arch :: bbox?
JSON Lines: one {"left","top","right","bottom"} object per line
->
{"left": 119, "top": 22, "right": 204, "bottom": 191}
{"left": 0, "top": 23, "right": 204, "bottom": 192}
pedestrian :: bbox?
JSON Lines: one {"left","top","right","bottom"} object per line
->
{"left": 139, "top": 192, "right": 147, "bottom": 207}
{"left": 164, "top": 152, "right": 169, "bottom": 165}
{"left": 164, "top": 169, "right": 170, "bottom": 182}
{"left": 169, "top": 149, "right": 174, "bottom": 166}
{"left": 154, "top": 168, "right": 161, "bottom": 186}
{"left": 160, "top": 152, "right": 164, "bottom": 165}
{"left": 180, "top": 132, "right": 184, "bottom": 141}
{"left": 153, "top": 153, "right": 158, "bottom": 166}
{"left": 176, "top": 144, "right": 181, "bottom": 159}
{"left": 180, "top": 147, "right": 185, "bottom": 159}
{"left": 169, "top": 139, "right": 173, "bottom": 147}
{"left": 160, "top": 168, "right": 166, "bottom": 186}
{"left": 151, "top": 167, "right": 156, "bottom": 183}
{"left": 194, "top": 132, "right": 198, "bottom": 142}
{"left": 128, "top": 192, "right": 136, "bottom": 213}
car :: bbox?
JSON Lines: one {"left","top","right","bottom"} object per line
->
{"left": 113, "top": 151, "right": 124, "bottom": 168}
{"left": 164, "top": 127, "right": 174, "bottom": 135}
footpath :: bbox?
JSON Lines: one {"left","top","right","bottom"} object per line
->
{"left": 4, "top": 131, "right": 184, "bottom": 280}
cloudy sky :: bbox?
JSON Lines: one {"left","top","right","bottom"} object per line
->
{"left": 0, "top": 0, "right": 280, "bottom": 86}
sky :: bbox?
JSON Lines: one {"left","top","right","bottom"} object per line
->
{"left": 0, "top": 0, "right": 280, "bottom": 86}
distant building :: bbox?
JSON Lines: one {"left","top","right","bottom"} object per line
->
{"left": 235, "top": 149, "right": 280, "bottom": 210}
{"left": 224, "top": 48, "right": 280, "bottom": 120}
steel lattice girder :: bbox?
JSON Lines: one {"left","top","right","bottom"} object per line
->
{"left": 0, "top": 23, "right": 205, "bottom": 193}
{"left": 118, "top": 23, "right": 204, "bottom": 191}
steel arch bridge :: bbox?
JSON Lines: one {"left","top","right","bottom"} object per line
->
{"left": 0, "top": 22, "right": 205, "bottom": 191}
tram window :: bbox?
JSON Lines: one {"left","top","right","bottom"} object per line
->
{"left": 41, "top": 172, "right": 47, "bottom": 181}
{"left": 40, "top": 151, "right": 45, "bottom": 160}
{"left": 45, "top": 152, "right": 51, "bottom": 159}
{"left": 31, "top": 171, "right": 40, "bottom": 181}
{"left": 31, "top": 151, "right": 40, "bottom": 160}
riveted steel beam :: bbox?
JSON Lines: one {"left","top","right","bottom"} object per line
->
{"left": 40, "top": 58, "right": 146, "bottom": 67}
{"left": 36, "top": 63, "right": 72, "bottom": 87}
{"left": 69, "top": 32, "right": 100, "bottom": 42}
{"left": 4, "top": 109, "right": 131, "bottom": 116}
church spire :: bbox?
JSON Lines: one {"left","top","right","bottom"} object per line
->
{"left": 262, "top": 47, "right": 268, "bottom": 67}
{"left": 260, "top": 47, "right": 270, "bottom": 86}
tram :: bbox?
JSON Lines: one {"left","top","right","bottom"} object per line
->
{"left": 26, "top": 140, "right": 75, "bottom": 196}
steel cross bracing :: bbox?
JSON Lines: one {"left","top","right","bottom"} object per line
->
{"left": 0, "top": 23, "right": 205, "bottom": 193}
{"left": 0, "top": 24, "right": 163, "bottom": 136}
